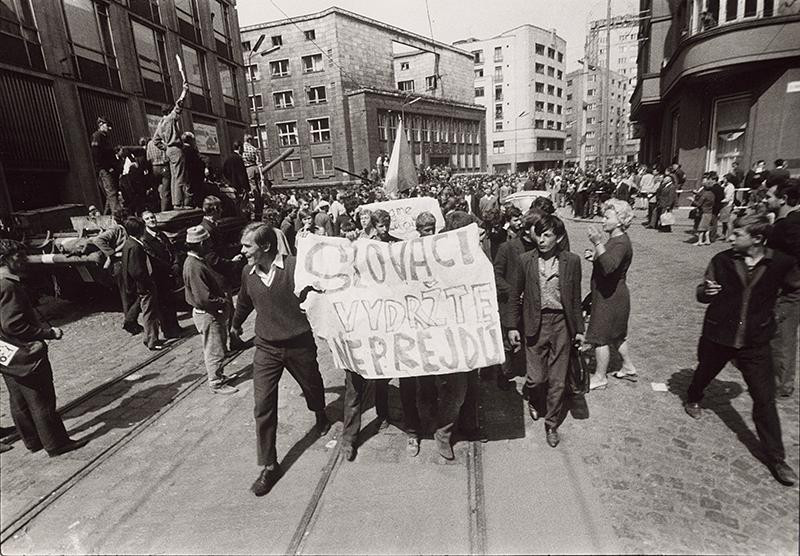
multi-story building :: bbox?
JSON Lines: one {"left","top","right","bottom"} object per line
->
{"left": 454, "top": 25, "right": 567, "bottom": 173}
{"left": 240, "top": 7, "right": 485, "bottom": 188}
{"left": 564, "top": 66, "right": 628, "bottom": 167}
{"left": 0, "top": 0, "right": 249, "bottom": 220}
{"left": 631, "top": 0, "right": 800, "bottom": 186}
{"left": 584, "top": 14, "right": 640, "bottom": 162}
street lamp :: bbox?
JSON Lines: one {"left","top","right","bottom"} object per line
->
{"left": 246, "top": 35, "right": 280, "bottom": 164}
{"left": 514, "top": 110, "right": 528, "bottom": 173}
{"left": 401, "top": 95, "right": 421, "bottom": 123}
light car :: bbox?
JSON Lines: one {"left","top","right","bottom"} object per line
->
{"left": 503, "top": 190, "right": 551, "bottom": 213}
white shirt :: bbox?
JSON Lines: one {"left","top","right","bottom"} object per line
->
{"left": 250, "top": 253, "right": 284, "bottom": 288}
{"left": 722, "top": 183, "right": 735, "bottom": 206}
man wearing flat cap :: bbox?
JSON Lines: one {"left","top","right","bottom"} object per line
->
{"left": 183, "top": 225, "right": 238, "bottom": 395}
{"left": 91, "top": 116, "right": 122, "bottom": 214}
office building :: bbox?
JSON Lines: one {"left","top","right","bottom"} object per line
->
{"left": 455, "top": 25, "right": 567, "bottom": 173}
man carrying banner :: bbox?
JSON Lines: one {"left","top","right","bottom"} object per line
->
{"left": 231, "top": 223, "right": 331, "bottom": 496}
{"left": 506, "top": 214, "right": 584, "bottom": 448}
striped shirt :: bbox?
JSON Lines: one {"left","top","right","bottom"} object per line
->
{"left": 146, "top": 139, "right": 167, "bottom": 166}
{"left": 242, "top": 141, "right": 260, "bottom": 167}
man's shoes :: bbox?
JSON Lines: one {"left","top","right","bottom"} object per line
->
{"left": 47, "top": 437, "right": 89, "bottom": 458}
{"left": 163, "top": 327, "right": 183, "bottom": 339}
{"left": 376, "top": 417, "right": 390, "bottom": 431}
{"left": 545, "top": 427, "right": 560, "bottom": 448}
{"left": 0, "top": 425, "right": 16, "bottom": 439}
{"left": 315, "top": 411, "right": 331, "bottom": 437}
{"left": 144, "top": 341, "right": 165, "bottom": 351}
{"left": 211, "top": 383, "right": 238, "bottom": 395}
{"left": 436, "top": 437, "right": 455, "bottom": 461}
{"left": 342, "top": 443, "right": 357, "bottom": 461}
{"left": 0, "top": 441, "right": 11, "bottom": 454}
{"left": 777, "top": 386, "right": 794, "bottom": 398}
{"left": 122, "top": 322, "right": 143, "bottom": 335}
{"left": 406, "top": 436, "right": 420, "bottom": 457}
{"left": 461, "top": 427, "right": 488, "bottom": 443}
{"left": 768, "top": 460, "right": 797, "bottom": 486}
{"left": 528, "top": 404, "right": 540, "bottom": 421}
{"left": 684, "top": 401, "right": 702, "bottom": 419}
{"left": 251, "top": 464, "right": 283, "bottom": 497}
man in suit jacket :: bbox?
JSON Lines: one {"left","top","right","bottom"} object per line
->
{"left": 505, "top": 214, "right": 584, "bottom": 448}
{"left": 121, "top": 217, "right": 162, "bottom": 350}
{"left": 141, "top": 210, "right": 181, "bottom": 338}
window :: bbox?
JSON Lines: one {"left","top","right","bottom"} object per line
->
{"left": 378, "top": 113, "right": 387, "bottom": 140}
{"left": 302, "top": 54, "right": 323, "bottom": 73}
{"left": 492, "top": 140, "right": 505, "bottom": 154}
{"left": 181, "top": 43, "right": 211, "bottom": 111}
{"left": 495, "top": 121, "right": 503, "bottom": 131}
{"left": 537, "top": 137, "right": 563, "bottom": 151}
{"left": 219, "top": 63, "right": 239, "bottom": 116}
{"left": 131, "top": 20, "right": 171, "bottom": 103}
{"left": 547, "top": 66, "right": 554, "bottom": 77}
{"left": 586, "top": 144, "right": 596, "bottom": 153}
{"left": 557, "top": 52, "right": 563, "bottom": 63}
{"left": 494, "top": 104, "right": 503, "bottom": 119}
{"left": 535, "top": 82, "right": 544, "bottom": 93}
{"left": 588, "top": 74, "right": 596, "bottom": 82}
{"left": 271, "top": 35, "right": 282, "bottom": 46}
{"left": 534, "top": 119, "right": 544, "bottom": 129}
{"left": 1, "top": 0, "right": 45, "bottom": 70}
{"left": 535, "top": 101, "right": 544, "bottom": 111}
{"left": 127, "top": 0, "right": 160, "bottom": 23}
{"left": 557, "top": 70, "right": 563, "bottom": 79}
{"left": 248, "top": 94, "right": 262, "bottom": 111}
{"left": 400, "top": 62, "right": 410, "bottom": 70}
{"left": 566, "top": 107, "right": 573, "bottom": 114}
{"left": 398, "top": 80, "right": 414, "bottom": 92}
{"left": 546, "top": 120, "right": 555, "bottom": 129}
{"left": 308, "top": 117, "right": 330, "bottom": 143}
{"left": 494, "top": 85, "right": 502, "bottom": 100}
{"left": 547, "top": 84, "right": 554, "bottom": 95}
{"left": 586, "top": 130, "right": 596, "bottom": 139}
{"left": 62, "top": 0, "right": 120, "bottom": 89}
{"left": 473, "top": 50, "right": 483, "bottom": 64}
{"left": 307, "top": 85, "right": 326, "bottom": 104}
{"left": 587, "top": 88, "right": 596, "bottom": 96}
{"left": 587, "top": 117, "right": 596, "bottom": 124}
{"left": 273, "top": 90, "right": 293, "bottom": 109}
{"left": 566, "top": 93, "right": 572, "bottom": 101}
{"left": 304, "top": 29, "right": 315, "bottom": 41}
{"left": 312, "top": 156, "right": 333, "bottom": 177}
{"left": 557, "top": 87, "right": 562, "bottom": 97}
{"left": 174, "top": 0, "right": 201, "bottom": 43}
{"left": 547, "top": 47, "right": 555, "bottom": 59}
{"left": 709, "top": 95, "right": 749, "bottom": 175}
{"left": 270, "top": 59, "right": 289, "bottom": 77}
{"left": 277, "top": 121, "right": 298, "bottom": 146}
{"left": 281, "top": 159, "right": 303, "bottom": 179}
{"left": 494, "top": 66, "right": 502, "bottom": 80}
{"left": 210, "top": 0, "right": 231, "bottom": 58}
{"left": 535, "top": 63, "right": 544, "bottom": 74}
{"left": 425, "top": 75, "right": 437, "bottom": 90}
{"left": 494, "top": 46, "right": 502, "bottom": 62}
{"left": 474, "top": 87, "right": 484, "bottom": 97}
{"left": 535, "top": 43, "right": 544, "bottom": 55}
{"left": 474, "top": 68, "right": 484, "bottom": 78}
{"left": 241, "top": 40, "right": 250, "bottom": 51}
{"left": 246, "top": 64, "right": 260, "bottom": 81}
{"left": 547, "top": 103, "right": 554, "bottom": 113}
{"left": 566, "top": 79, "right": 573, "bottom": 86}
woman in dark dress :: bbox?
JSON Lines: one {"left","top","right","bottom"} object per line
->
{"left": 584, "top": 199, "right": 639, "bottom": 390}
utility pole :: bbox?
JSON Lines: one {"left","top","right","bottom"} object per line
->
{"left": 601, "top": 0, "right": 611, "bottom": 173}
{"left": 246, "top": 36, "right": 280, "bottom": 163}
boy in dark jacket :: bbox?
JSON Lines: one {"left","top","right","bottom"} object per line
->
{"left": 686, "top": 214, "right": 800, "bottom": 486}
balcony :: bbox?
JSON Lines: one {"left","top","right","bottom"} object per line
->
{"left": 686, "top": 0, "right": 780, "bottom": 36}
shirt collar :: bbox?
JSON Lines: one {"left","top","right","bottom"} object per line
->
{"left": 249, "top": 253, "right": 285, "bottom": 275}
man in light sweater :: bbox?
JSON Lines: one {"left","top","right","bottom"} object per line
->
{"left": 183, "top": 225, "right": 237, "bottom": 395}
{"left": 231, "top": 223, "right": 330, "bottom": 497}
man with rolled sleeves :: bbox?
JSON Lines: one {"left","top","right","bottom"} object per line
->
{"left": 152, "top": 83, "right": 189, "bottom": 208}
{"left": 231, "top": 223, "right": 330, "bottom": 497}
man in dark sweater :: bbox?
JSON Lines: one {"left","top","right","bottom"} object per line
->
{"left": 183, "top": 225, "right": 237, "bottom": 395}
{"left": 91, "top": 116, "right": 122, "bottom": 214}
{"left": 686, "top": 214, "right": 799, "bottom": 486}
{"left": 231, "top": 223, "right": 330, "bottom": 497}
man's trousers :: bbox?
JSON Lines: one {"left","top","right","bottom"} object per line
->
{"left": 192, "top": 308, "right": 229, "bottom": 386}
{"left": 687, "top": 337, "right": 785, "bottom": 463}
{"left": 771, "top": 292, "right": 799, "bottom": 395}
{"left": 166, "top": 146, "right": 187, "bottom": 207}
{"left": 252, "top": 332, "right": 326, "bottom": 466}
{"left": 152, "top": 164, "right": 171, "bottom": 211}
{"left": 525, "top": 311, "right": 571, "bottom": 429}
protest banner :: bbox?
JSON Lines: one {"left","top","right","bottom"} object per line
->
{"left": 295, "top": 224, "right": 505, "bottom": 379}
{"left": 359, "top": 197, "right": 444, "bottom": 240}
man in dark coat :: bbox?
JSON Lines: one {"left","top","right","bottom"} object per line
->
{"left": 121, "top": 217, "right": 162, "bottom": 350}
{"left": 141, "top": 210, "right": 181, "bottom": 338}
{"left": 222, "top": 141, "right": 249, "bottom": 201}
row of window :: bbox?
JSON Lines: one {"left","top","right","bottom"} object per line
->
{"left": 474, "top": 82, "right": 563, "bottom": 98}
{"left": 275, "top": 155, "right": 333, "bottom": 180}
{"left": 491, "top": 137, "right": 564, "bottom": 154}
{"left": 248, "top": 86, "right": 327, "bottom": 112}
{"left": 268, "top": 118, "right": 331, "bottom": 146}
{"left": 241, "top": 28, "right": 316, "bottom": 52}
{"left": 248, "top": 54, "right": 323, "bottom": 79}
{"left": 397, "top": 76, "right": 438, "bottom": 92}
{"left": 473, "top": 44, "right": 564, "bottom": 64}
{"left": 377, "top": 113, "right": 481, "bottom": 145}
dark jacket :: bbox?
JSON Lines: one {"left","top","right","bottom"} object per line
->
{"left": 504, "top": 249, "right": 584, "bottom": 339}
{"left": 697, "top": 248, "right": 800, "bottom": 348}
{"left": 493, "top": 236, "right": 535, "bottom": 305}
{"left": 222, "top": 151, "right": 248, "bottom": 193}
{"left": 657, "top": 180, "right": 677, "bottom": 209}
{"left": 183, "top": 253, "right": 228, "bottom": 314}
{"left": 121, "top": 237, "right": 154, "bottom": 296}
{"left": 0, "top": 275, "right": 57, "bottom": 342}
{"left": 141, "top": 229, "right": 175, "bottom": 277}
{"left": 768, "top": 211, "right": 800, "bottom": 263}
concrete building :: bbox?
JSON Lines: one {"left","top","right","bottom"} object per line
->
{"left": 0, "top": 0, "right": 249, "bottom": 219}
{"left": 631, "top": 0, "right": 800, "bottom": 187}
{"left": 239, "top": 7, "right": 485, "bottom": 188}
{"left": 454, "top": 25, "right": 567, "bottom": 173}
{"left": 584, "top": 14, "right": 640, "bottom": 162}
{"left": 564, "top": 67, "right": 628, "bottom": 167}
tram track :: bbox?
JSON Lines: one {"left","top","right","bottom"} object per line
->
{"left": 0, "top": 340, "right": 250, "bottom": 545}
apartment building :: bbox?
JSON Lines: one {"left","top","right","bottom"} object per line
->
{"left": 240, "top": 7, "right": 485, "bottom": 187}
{"left": 0, "top": 0, "right": 249, "bottom": 218}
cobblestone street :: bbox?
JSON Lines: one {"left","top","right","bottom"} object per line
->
{"left": 0, "top": 209, "right": 797, "bottom": 554}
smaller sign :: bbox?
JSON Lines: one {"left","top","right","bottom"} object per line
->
{"left": 787, "top": 81, "right": 800, "bottom": 93}
{"left": 193, "top": 122, "right": 220, "bottom": 154}
{"left": 359, "top": 197, "right": 444, "bottom": 240}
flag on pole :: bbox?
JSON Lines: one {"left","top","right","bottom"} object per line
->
{"left": 384, "top": 118, "right": 418, "bottom": 197}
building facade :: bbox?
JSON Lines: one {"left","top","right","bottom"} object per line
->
{"left": 631, "top": 0, "right": 800, "bottom": 186}
{"left": 454, "top": 25, "right": 567, "bottom": 173}
{"left": 239, "top": 7, "right": 484, "bottom": 188}
{"left": 564, "top": 67, "right": 628, "bottom": 167}
{"left": 584, "top": 14, "right": 640, "bottom": 162}
{"left": 0, "top": 0, "right": 249, "bottom": 216}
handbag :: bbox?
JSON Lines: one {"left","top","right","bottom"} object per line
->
{"left": 0, "top": 333, "right": 47, "bottom": 378}
{"left": 659, "top": 210, "right": 676, "bottom": 227}
{"left": 567, "top": 344, "right": 590, "bottom": 395}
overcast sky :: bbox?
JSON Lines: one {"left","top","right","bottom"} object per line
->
{"left": 235, "top": 0, "right": 640, "bottom": 72}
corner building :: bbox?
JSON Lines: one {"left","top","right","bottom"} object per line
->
{"left": 631, "top": 0, "right": 800, "bottom": 186}
{"left": 0, "top": 0, "right": 249, "bottom": 218}
{"left": 239, "top": 7, "right": 485, "bottom": 188}
{"left": 455, "top": 25, "right": 567, "bottom": 173}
